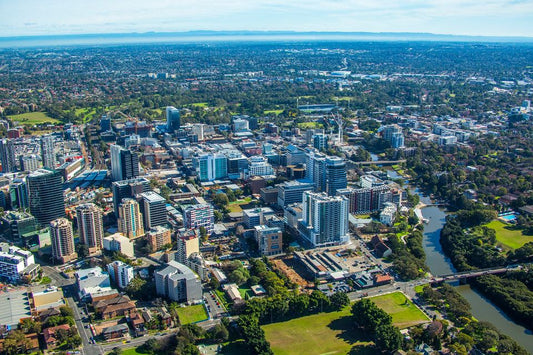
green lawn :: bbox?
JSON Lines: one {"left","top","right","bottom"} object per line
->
{"left": 485, "top": 220, "right": 533, "bottom": 249}
{"left": 191, "top": 102, "right": 209, "bottom": 107}
{"left": 176, "top": 304, "right": 208, "bottom": 324}
{"left": 297, "top": 122, "right": 324, "bottom": 129}
{"left": 414, "top": 284, "right": 426, "bottom": 295}
{"left": 370, "top": 292, "right": 430, "bottom": 329}
{"left": 8, "top": 111, "right": 60, "bottom": 125}
{"left": 227, "top": 204, "right": 243, "bottom": 213}
{"left": 119, "top": 347, "right": 150, "bottom": 355}
{"left": 238, "top": 287, "right": 253, "bottom": 300}
{"left": 264, "top": 109, "right": 284, "bottom": 115}
{"left": 263, "top": 307, "right": 374, "bottom": 355}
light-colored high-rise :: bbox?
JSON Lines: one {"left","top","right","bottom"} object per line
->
{"left": 76, "top": 203, "right": 104, "bottom": 253}
{"left": 176, "top": 232, "right": 200, "bottom": 264}
{"left": 110, "top": 144, "right": 139, "bottom": 182}
{"left": 107, "top": 260, "right": 134, "bottom": 289}
{"left": 140, "top": 191, "right": 167, "bottom": 230}
{"left": 0, "top": 138, "right": 16, "bottom": 173}
{"left": 41, "top": 135, "right": 55, "bottom": 169}
{"left": 299, "top": 191, "right": 349, "bottom": 248}
{"left": 50, "top": 218, "right": 77, "bottom": 263}
{"left": 166, "top": 106, "right": 180, "bottom": 132}
{"left": 118, "top": 198, "right": 144, "bottom": 239}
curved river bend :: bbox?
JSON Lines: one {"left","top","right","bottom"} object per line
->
{"left": 419, "top": 193, "right": 533, "bottom": 352}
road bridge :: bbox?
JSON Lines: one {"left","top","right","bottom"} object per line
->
{"left": 354, "top": 159, "right": 406, "bottom": 166}
{"left": 429, "top": 266, "right": 516, "bottom": 283}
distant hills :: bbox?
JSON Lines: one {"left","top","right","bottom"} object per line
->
{"left": 1, "top": 30, "right": 532, "bottom": 48}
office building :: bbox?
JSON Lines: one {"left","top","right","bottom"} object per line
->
{"left": 195, "top": 153, "right": 227, "bottom": 181}
{"left": 1, "top": 211, "right": 37, "bottom": 241}
{"left": 110, "top": 144, "right": 139, "bottom": 182}
{"left": 76, "top": 203, "right": 104, "bottom": 254}
{"left": 176, "top": 232, "right": 200, "bottom": 264}
{"left": 50, "top": 218, "right": 77, "bottom": 263}
{"left": 75, "top": 267, "right": 114, "bottom": 301}
{"left": 0, "top": 139, "right": 16, "bottom": 173}
{"left": 0, "top": 243, "right": 36, "bottom": 282}
{"left": 118, "top": 199, "right": 144, "bottom": 239}
{"left": 254, "top": 225, "right": 283, "bottom": 256}
{"left": 227, "top": 152, "right": 248, "bottom": 180}
{"left": 103, "top": 233, "right": 134, "bottom": 258}
{"left": 325, "top": 156, "right": 347, "bottom": 196}
{"left": 100, "top": 114, "right": 111, "bottom": 132}
{"left": 41, "top": 135, "right": 56, "bottom": 169}
{"left": 112, "top": 177, "right": 151, "bottom": 215}
{"left": 27, "top": 169, "right": 65, "bottom": 225}
{"left": 391, "top": 132, "right": 405, "bottom": 148}
{"left": 299, "top": 191, "right": 349, "bottom": 248}
{"left": 248, "top": 156, "right": 274, "bottom": 177}
{"left": 155, "top": 260, "right": 202, "bottom": 303}
{"left": 313, "top": 133, "right": 328, "bottom": 151}
{"left": 277, "top": 180, "right": 314, "bottom": 206}
{"left": 20, "top": 155, "right": 40, "bottom": 172}
{"left": 183, "top": 204, "right": 214, "bottom": 235}
{"left": 242, "top": 207, "right": 275, "bottom": 229}
{"left": 140, "top": 191, "right": 167, "bottom": 230}
{"left": 146, "top": 225, "right": 172, "bottom": 252}
{"left": 107, "top": 261, "right": 134, "bottom": 289}
{"left": 166, "top": 106, "right": 181, "bottom": 132}
{"left": 9, "top": 180, "right": 28, "bottom": 210}
{"left": 233, "top": 118, "right": 249, "bottom": 132}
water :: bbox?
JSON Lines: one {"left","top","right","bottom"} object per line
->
{"left": 417, "top": 190, "right": 533, "bottom": 352}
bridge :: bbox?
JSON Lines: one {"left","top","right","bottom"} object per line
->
{"left": 354, "top": 159, "right": 406, "bottom": 166}
{"left": 429, "top": 266, "right": 518, "bottom": 283}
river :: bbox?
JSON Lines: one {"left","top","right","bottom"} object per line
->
{"left": 418, "top": 191, "right": 533, "bottom": 352}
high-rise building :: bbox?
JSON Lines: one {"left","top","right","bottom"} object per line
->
{"left": 155, "top": 260, "right": 202, "bottom": 303}
{"left": 9, "top": 180, "right": 28, "bottom": 210}
{"left": 50, "top": 218, "right": 76, "bottom": 263}
{"left": 391, "top": 132, "right": 405, "bottom": 148}
{"left": 107, "top": 260, "right": 134, "bottom": 289}
{"left": 100, "top": 114, "right": 111, "bottom": 132}
{"left": 325, "top": 156, "right": 347, "bottom": 196}
{"left": 176, "top": 232, "right": 200, "bottom": 264}
{"left": 1, "top": 211, "right": 37, "bottom": 241}
{"left": 277, "top": 180, "right": 314, "bottom": 206}
{"left": 254, "top": 225, "right": 283, "bottom": 256}
{"left": 118, "top": 199, "right": 144, "bottom": 239}
{"left": 41, "top": 135, "right": 56, "bottom": 169}
{"left": 299, "top": 191, "right": 349, "bottom": 248}
{"left": 110, "top": 144, "right": 139, "bottom": 182}
{"left": 146, "top": 226, "right": 172, "bottom": 252}
{"left": 140, "top": 191, "right": 167, "bottom": 230}
{"left": 19, "top": 155, "right": 40, "bottom": 172}
{"left": 76, "top": 203, "right": 104, "bottom": 253}
{"left": 0, "top": 139, "right": 16, "bottom": 173}
{"left": 183, "top": 204, "right": 214, "bottom": 235}
{"left": 103, "top": 233, "right": 134, "bottom": 258}
{"left": 112, "top": 177, "right": 151, "bottom": 215}
{"left": 27, "top": 169, "right": 65, "bottom": 226}
{"left": 248, "top": 156, "right": 274, "bottom": 177}
{"left": 195, "top": 153, "right": 228, "bottom": 181}
{"left": 313, "top": 133, "right": 328, "bottom": 151}
{"left": 166, "top": 106, "right": 181, "bottom": 132}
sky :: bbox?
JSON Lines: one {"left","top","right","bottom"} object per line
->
{"left": 0, "top": 0, "right": 532, "bottom": 38}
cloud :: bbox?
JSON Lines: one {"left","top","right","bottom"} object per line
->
{"left": 0, "top": 0, "right": 531, "bottom": 36}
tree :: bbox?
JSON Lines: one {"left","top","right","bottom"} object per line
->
{"left": 109, "top": 347, "right": 123, "bottom": 355}
{"left": 19, "top": 318, "right": 41, "bottom": 334}
{"left": 76, "top": 243, "right": 89, "bottom": 259}
{"left": 229, "top": 269, "right": 248, "bottom": 285}
{"left": 375, "top": 324, "right": 403, "bottom": 351}
{"left": 60, "top": 306, "right": 74, "bottom": 318}
{"left": 351, "top": 298, "right": 392, "bottom": 332}
{"left": 207, "top": 323, "right": 229, "bottom": 342}
{"left": 2, "top": 330, "right": 31, "bottom": 355}
{"left": 213, "top": 193, "right": 229, "bottom": 208}
{"left": 329, "top": 292, "right": 350, "bottom": 311}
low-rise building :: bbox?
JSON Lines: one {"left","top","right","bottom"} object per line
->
{"left": 94, "top": 294, "right": 136, "bottom": 320}
{"left": 146, "top": 225, "right": 172, "bottom": 252}
{"left": 102, "top": 323, "right": 129, "bottom": 340}
{"left": 43, "top": 324, "right": 71, "bottom": 349}
{"left": 0, "top": 243, "right": 38, "bottom": 282}
{"left": 103, "top": 233, "right": 134, "bottom": 258}
{"left": 107, "top": 260, "right": 134, "bottom": 289}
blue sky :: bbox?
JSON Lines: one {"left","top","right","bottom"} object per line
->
{"left": 0, "top": 0, "right": 532, "bottom": 37}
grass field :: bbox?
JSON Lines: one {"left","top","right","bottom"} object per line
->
{"left": 119, "top": 348, "right": 149, "bottom": 355}
{"left": 485, "top": 220, "right": 533, "bottom": 249}
{"left": 263, "top": 307, "right": 374, "bottom": 355}
{"left": 264, "top": 109, "right": 284, "bottom": 115}
{"left": 191, "top": 102, "right": 209, "bottom": 107}
{"left": 8, "top": 111, "right": 60, "bottom": 125}
{"left": 227, "top": 204, "right": 243, "bottom": 213}
{"left": 297, "top": 121, "right": 324, "bottom": 129}
{"left": 370, "top": 292, "right": 430, "bottom": 329}
{"left": 176, "top": 304, "right": 208, "bottom": 324}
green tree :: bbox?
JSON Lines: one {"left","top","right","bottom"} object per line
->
{"left": 375, "top": 324, "right": 403, "bottom": 351}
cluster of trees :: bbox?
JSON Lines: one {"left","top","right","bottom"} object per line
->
{"left": 470, "top": 274, "right": 533, "bottom": 330}
{"left": 125, "top": 276, "right": 157, "bottom": 301}
{"left": 387, "top": 229, "right": 428, "bottom": 280}
{"left": 137, "top": 323, "right": 215, "bottom": 355}
{"left": 351, "top": 299, "right": 403, "bottom": 352}
{"left": 418, "top": 284, "right": 528, "bottom": 354}
{"left": 237, "top": 315, "right": 273, "bottom": 355}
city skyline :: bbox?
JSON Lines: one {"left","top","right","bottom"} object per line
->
{"left": 1, "top": 0, "right": 532, "bottom": 38}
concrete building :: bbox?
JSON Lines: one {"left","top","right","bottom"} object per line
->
{"left": 50, "top": 218, "right": 76, "bottom": 263}
{"left": 146, "top": 225, "right": 172, "bottom": 252}
{"left": 277, "top": 180, "right": 314, "bottom": 206}
{"left": 41, "top": 135, "right": 56, "bottom": 170}
{"left": 242, "top": 207, "right": 275, "bottom": 229}
{"left": 75, "top": 267, "right": 113, "bottom": 300}
{"left": 103, "top": 233, "right": 134, "bottom": 258}
{"left": 176, "top": 232, "right": 199, "bottom": 264}
{"left": 299, "top": 191, "right": 349, "bottom": 248}
{"left": 325, "top": 156, "right": 347, "bottom": 196}
{"left": 195, "top": 153, "right": 227, "bottom": 181}
{"left": 0, "top": 138, "right": 16, "bottom": 173}
{"left": 183, "top": 204, "right": 214, "bottom": 235}
{"left": 379, "top": 203, "right": 397, "bottom": 226}
{"left": 0, "top": 243, "right": 37, "bottom": 282}
{"left": 166, "top": 106, "right": 181, "bottom": 132}
{"left": 254, "top": 225, "right": 283, "bottom": 256}
{"left": 1, "top": 211, "right": 36, "bottom": 241}
{"left": 247, "top": 156, "right": 274, "bottom": 177}
{"left": 112, "top": 177, "right": 151, "bottom": 215}
{"left": 107, "top": 260, "right": 134, "bottom": 289}
{"left": 140, "top": 191, "right": 167, "bottom": 229}
{"left": 76, "top": 203, "right": 104, "bottom": 254}
{"left": 20, "top": 155, "right": 40, "bottom": 172}
{"left": 118, "top": 198, "right": 145, "bottom": 239}
{"left": 155, "top": 261, "right": 202, "bottom": 303}
{"left": 27, "top": 169, "right": 65, "bottom": 226}
{"left": 110, "top": 144, "right": 140, "bottom": 182}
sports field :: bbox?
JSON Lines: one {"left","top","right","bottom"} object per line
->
{"left": 176, "top": 304, "right": 208, "bottom": 324}
{"left": 370, "top": 292, "right": 430, "bottom": 329}
{"left": 8, "top": 111, "right": 60, "bottom": 125}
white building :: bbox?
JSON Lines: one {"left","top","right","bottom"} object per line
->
{"left": 75, "top": 267, "right": 113, "bottom": 300}
{"left": 155, "top": 261, "right": 202, "bottom": 303}
{"left": 247, "top": 156, "right": 274, "bottom": 177}
{"left": 0, "top": 243, "right": 36, "bottom": 282}
{"left": 103, "top": 233, "right": 135, "bottom": 258}
{"left": 379, "top": 202, "right": 397, "bottom": 226}
{"left": 107, "top": 260, "right": 134, "bottom": 289}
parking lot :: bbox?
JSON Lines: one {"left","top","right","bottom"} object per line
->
{"left": 204, "top": 291, "right": 227, "bottom": 319}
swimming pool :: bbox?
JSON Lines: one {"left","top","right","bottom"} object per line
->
{"left": 500, "top": 214, "right": 517, "bottom": 222}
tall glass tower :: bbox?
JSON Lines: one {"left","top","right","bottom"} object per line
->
{"left": 27, "top": 168, "right": 65, "bottom": 225}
